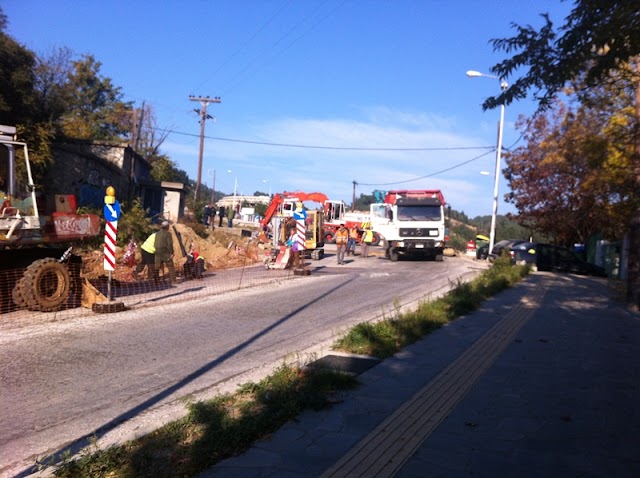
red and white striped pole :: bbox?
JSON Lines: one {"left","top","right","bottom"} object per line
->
{"left": 293, "top": 203, "right": 307, "bottom": 271}
{"left": 103, "top": 186, "right": 118, "bottom": 302}
{"left": 103, "top": 220, "right": 118, "bottom": 271}
{"left": 92, "top": 186, "right": 125, "bottom": 313}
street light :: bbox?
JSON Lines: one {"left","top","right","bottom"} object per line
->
{"left": 208, "top": 169, "right": 216, "bottom": 204}
{"left": 466, "top": 70, "right": 508, "bottom": 255}
{"left": 227, "top": 170, "right": 238, "bottom": 209}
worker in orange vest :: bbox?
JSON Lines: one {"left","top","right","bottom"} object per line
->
{"left": 347, "top": 225, "right": 359, "bottom": 256}
{"left": 335, "top": 224, "right": 348, "bottom": 265}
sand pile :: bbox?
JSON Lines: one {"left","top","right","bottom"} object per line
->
{"left": 79, "top": 223, "right": 264, "bottom": 280}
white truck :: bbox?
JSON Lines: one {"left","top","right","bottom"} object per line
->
{"left": 369, "top": 189, "right": 447, "bottom": 262}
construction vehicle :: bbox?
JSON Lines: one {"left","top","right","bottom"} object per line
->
{"left": 260, "top": 191, "right": 326, "bottom": 268}
{"left": 322, "top": 199, "right": 381, "bottom": 246}
{"left": 0, "top": 125, "right": 101, "bottom": 312}
{"left": 369, "top": 190, "right": 447, "bottom": 262}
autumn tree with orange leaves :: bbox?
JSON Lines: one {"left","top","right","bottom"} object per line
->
{"left": 504, "top": 87, "right": 637, "bottom": 246}
{"left": 485, "top": 0, "right": 640, "bottom": 309}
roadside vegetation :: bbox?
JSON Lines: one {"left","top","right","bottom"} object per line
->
{"left": 43, "top": 257, "right": 528, "bottom": 478}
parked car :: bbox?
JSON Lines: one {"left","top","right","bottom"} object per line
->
{"left": 511, "top": 242, "right": 607, "bottom": 277}
{"left": 488, "top": 239, "right": 528, "bottom": 262}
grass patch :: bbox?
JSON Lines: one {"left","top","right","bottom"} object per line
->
{"left": 44, "top": 257, "right": 527, "bottom": 477}
{"left": 45, "top": 365, "right": 358, "bottom": 478}
{"left": 333, "top": 257, "right": 529, "bottom": 358}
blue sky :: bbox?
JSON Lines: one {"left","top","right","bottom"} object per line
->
{"left": 4, "top": 0, "right": 572, "bottom": 217}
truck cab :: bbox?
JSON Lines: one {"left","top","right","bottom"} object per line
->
{"left": 370, "top": 190, "right": 446, "bottom": 262}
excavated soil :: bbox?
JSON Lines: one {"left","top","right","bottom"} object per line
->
{"left": 79, "top": 223, "right": 266, "bottom": 281}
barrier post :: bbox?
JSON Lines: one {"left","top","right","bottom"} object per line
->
{"left": 93, "top": 186, "right": 125, "bottom": 313}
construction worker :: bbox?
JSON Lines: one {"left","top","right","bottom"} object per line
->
{"left": 335, "top": 224, "right": 348, "bottom": 265}
{"left": 154, "top": 220, "right": 176, "bottom": 284}
{"left": 347, "top": 225, "right": 359, "bottom": 256}
{"left": 218, "top": 205, "right": 225, "bottom": 227}
{"left": 361, "top": 222, "right": 374, "bottom": 258}
{"left": 133, "top": 231, "right": 157, "bottom": 280}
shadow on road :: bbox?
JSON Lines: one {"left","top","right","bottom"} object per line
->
{"left": 16, "top": 274, "right": 356, "bottom": 477}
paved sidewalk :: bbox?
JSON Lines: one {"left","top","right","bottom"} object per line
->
{"left": 201, "top": 272, "right": 640, "bottom": 477}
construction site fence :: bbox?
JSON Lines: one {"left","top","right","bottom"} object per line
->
{"left": 0, "top": 258, "right": 297, "bottom": 331}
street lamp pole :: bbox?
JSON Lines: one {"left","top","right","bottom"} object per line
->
{"left": 209, "top": 169, "right": 216, "bottom": 204}
{"left": 227, "top": 170, "right": 237, "bottom": 210}
{"left": 466, "top": 70, "right": 508, "bottom": 254}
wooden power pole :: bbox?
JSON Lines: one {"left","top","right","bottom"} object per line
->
{"left": 189, "top": 95, "right": 221, "bottom": 203}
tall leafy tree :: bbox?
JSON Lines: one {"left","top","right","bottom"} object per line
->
{"left": 59, "top": 54, "right": 133, "bottom": 141}
{"left": 0, "top": 9, "right": 56, "bottom": 178}
{"left": 486, "top": 0, "right": 640, "bottom": 308}
{"left": 504, "top": 96, "right": 634, "bottom": 245}
{"left": 0, "top": 7, "right": 36, "bottom": 125}
{"left": 150, "top": 155, "right": 189, "bottom": 185}
{"left": 32, "top": 47, "right": 74, "bottom": 125}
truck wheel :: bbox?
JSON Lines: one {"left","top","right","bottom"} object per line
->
{"left": 12, "top": 280, "right": 28, "bottom": 309}
{"left": 323, "top": 232, "right": 336, "bottom": 244}
{"left": 19, "top": 258, "right": 71, "bottom": 312}
{"left": 370, "top": 233, "right": 381, "bottom": 247}
{"left": 389, "top": 248, "right": 400, "bottom": 262}
{"left": 435, "top": 254, "right": 444, "bottom": 262}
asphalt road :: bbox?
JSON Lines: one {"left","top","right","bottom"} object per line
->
{"left": 0, "top": 252, "right": 485, "bottom": 477}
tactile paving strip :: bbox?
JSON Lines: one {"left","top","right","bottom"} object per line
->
{"left": 321, "top": 278, "right": 551, "bottom": 478}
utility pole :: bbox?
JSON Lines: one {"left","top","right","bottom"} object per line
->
{"left": 130, "top": 101, "right": 146, "bottom": 152}
{"left": 189, "top": 95, "right": 221, "bottom": 203}
{"left": 352, "top": 180, "right": 357, "bottom": 211}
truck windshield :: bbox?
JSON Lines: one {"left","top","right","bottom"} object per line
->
{"left": 397, "top": 205, "right": 442, "bottom": 221}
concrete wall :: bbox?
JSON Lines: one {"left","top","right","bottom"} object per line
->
{"left": 48, "top": 142, "right": 152, "bottom": 210}
{"left": 161, "top": 182, "right": 185, "bottom": 222}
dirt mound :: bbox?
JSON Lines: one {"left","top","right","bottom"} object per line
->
{"left": 79, "top": 224, "right": 265, "bottom": 281}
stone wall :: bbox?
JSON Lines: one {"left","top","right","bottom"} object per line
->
{"left": 48, "top": 142, "right": 151, "bottom": 210}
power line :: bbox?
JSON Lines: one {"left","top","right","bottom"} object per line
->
{"left": 356, "top": 149, "right": 496, "bottom": 187}
{"left": 163, "top": 127, "right": 494, "bottom": 152}
{"left": 190, "top": 0, "right": 294, "bottom": 94}
{"left": 218, "top": 0, "right": 346, "bottom": 96}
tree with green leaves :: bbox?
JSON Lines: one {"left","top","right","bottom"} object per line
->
{"left": 0, "top": 11, "right": 36, "bottom": 125}
{"left": 59, "top": 54, "right": 133, "bottom": 141}
{"left": 150, "top": 155, "right": 189, "bottom": 184}
{"left": 486, "top": 0, "right": 640, "bottom": 308}
{"left": 354, "top": 192, "right": 376, "bottom": 211}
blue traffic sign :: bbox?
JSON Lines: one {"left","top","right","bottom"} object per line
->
{"left": 103, "top": 200, "right": 122, "bottom": 221}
